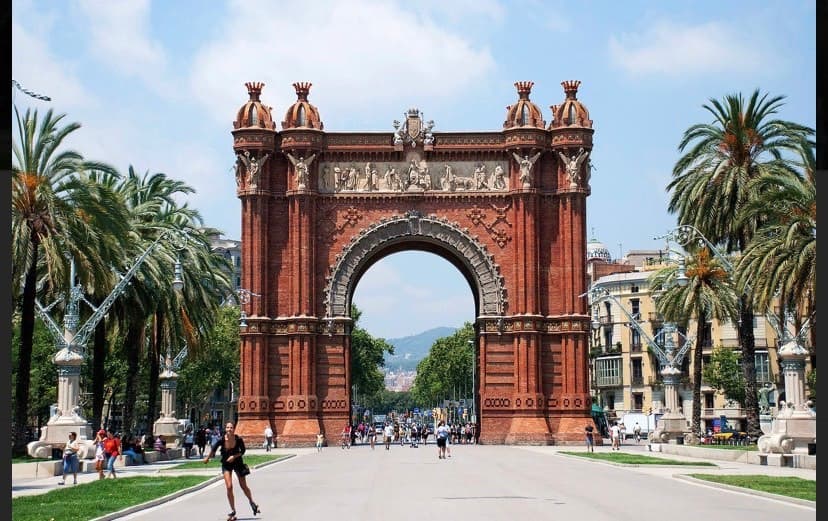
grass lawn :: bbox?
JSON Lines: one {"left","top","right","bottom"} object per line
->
{"left": 171, "top": 453, "right": 290, "bottom": 470}
{"left": 560, "top": 451, "right": 716, "bottom": 466}
{"left": 12, "top": 475, "right": 211, "bottom": 521}
{"left": 689, "top": 474, "right": 816, "bottom": 502}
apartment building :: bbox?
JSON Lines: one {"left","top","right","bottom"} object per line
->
{"left": 585, "top": 236, "right": 787, "bottom": 434}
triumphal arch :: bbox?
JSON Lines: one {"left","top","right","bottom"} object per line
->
{"left": 231, "top": 80, "right": 594, "bottom": 445}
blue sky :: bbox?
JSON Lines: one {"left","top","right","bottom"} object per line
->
{"left": 12, "top": 0, "right": 816, "bottom": 339}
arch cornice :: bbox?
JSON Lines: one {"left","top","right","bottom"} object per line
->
{"left": 323, "top": 211, "right": 507, "bottom": 320}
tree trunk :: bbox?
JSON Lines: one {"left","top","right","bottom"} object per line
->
{"left": 739, "top": 298, "right": 761, "bottom": 438}
{"left": 13, "top": 239, "right": 39, "bottom": 455}
{"left": 122, "top": 320, "right": 145, "bottom": 435}
{"left": 146, "top": 311, "right": 162, "bottom": 439}
{"left": 692, "top": 314, "right": 704, "bottom": 438}
{"left": 92, "top": 313, "right": 107, "bottom": 430}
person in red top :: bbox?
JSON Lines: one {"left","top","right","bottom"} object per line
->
{"left": 103, "top": 430, "right": 122, "bottom": 478}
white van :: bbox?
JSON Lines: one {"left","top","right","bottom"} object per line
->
{"left": 619, "top": 412, "right": 659, "bottom": 438}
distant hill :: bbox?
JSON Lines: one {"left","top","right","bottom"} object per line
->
{"left": 383, "top": 326, "right": 458, "bottom": 372}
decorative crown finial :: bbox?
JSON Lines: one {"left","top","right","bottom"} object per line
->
{"left": 515, "top": 81, "right": 534, "bottom": 100}
{"left": 245, "top": 82, "right": 265, "bottom": 101}
{"left": 562, "top": 80, "right": 581, "bottom": 99}
{"left": 293, "top": 82, "right": 312, "bottom": 101}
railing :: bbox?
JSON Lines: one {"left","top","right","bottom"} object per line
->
{"left": 648, "top": 312, "right": 663, "bottom": 323}
{"left": 596, "top": 376, "right": 622, "bottom": 387}
{"left": 631, "top": 376, "right": 644, "bottom": 386}
{"left": 630, "top": 342, "right": 642, "bottom": 352}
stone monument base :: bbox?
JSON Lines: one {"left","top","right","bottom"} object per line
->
{"left": 757, "top": 408, "right": 816, "bottom": 455}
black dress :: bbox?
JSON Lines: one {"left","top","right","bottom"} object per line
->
{"left": 211, "top": 434, "right": 247, "bottom": 474}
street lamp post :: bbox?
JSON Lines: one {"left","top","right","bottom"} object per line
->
{"left": 27, "top": 230, "right": 188, "bottom": 458}
{"left": 584, "top": 283, "right": 695, "bottom": 444}
{"left": 663, "top": 224, "right": 816, "bottom": 455}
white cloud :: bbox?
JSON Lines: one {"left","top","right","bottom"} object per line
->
{"left": 188, "top": 0, "right": 496, "bottom": 128}
{"left": 75, "top": 0, "right": 172, "bottom": 95}
{"left": 608, "top": 20, "right": 766, "bottom": 77}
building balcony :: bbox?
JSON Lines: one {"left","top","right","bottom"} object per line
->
{"left": 702, "top": 407, "right": 745, "bottom": 419}
{"left": 596, "top": 377, "right": 622, "bottom": 388}
{"left": 631, "top": 376, "right": 644, "bottom": 386}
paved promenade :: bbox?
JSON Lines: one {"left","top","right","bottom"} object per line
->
{"left": 13, "top": 441, "right": 816, "bottom": 521}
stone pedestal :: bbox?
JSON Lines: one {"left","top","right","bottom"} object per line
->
{"left": 649, "top": 369, "right": 692, "bottom": 443}
{"left": 758, "top": 337, "right": 815, "bottom": 455}
{"left": 152, "top": 369, "right": 182, "bottom": 447}
{"left": 27, "top": 347, "right": 93, "bottom": 458}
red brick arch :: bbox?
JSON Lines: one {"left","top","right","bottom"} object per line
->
{"left": 232, "top": 83, "right": 594, "bottom": 446}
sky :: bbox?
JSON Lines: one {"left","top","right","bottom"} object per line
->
{"left": 11, "top": 0, "right": 816, "bottom": 339}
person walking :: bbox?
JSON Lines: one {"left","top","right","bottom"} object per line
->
{"left": 58, "top": 431, "right": 80, "bottom": 485}
{"left": 93, "top": 429, "right": 107, "bottom": 480}
{"left": 264, "top": 425, "right": 273, "bottom": 452}
{"left": 435, "top": 421, "right": 450, "bottom": 459}
{"left": 383, "top": 423, "right": 394, "bottom": 451}
{"left": 204, "top": 421, "right": 260, "bottom": 521}
{"left": 610, "top": 422, "right": 621, "bottom": 451}
{"left": 196, "top": 426, "right": 208, "bottom": 457}
{"left": 103, "top": 429, "right": 122, "bottom": 478}
{"left": 584, "top": 424, "right": 595, "bottom": 452}
{"left": 316, "top": 431, "right": 325, "bottom": 452}
{"left": 183, "top": 427, "right": 195, "bottom": 458}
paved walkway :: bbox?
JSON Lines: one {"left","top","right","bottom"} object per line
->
{"left": 13, "top": 441, "right": 816, "bottom": 520}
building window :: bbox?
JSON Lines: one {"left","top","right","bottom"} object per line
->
{"left": 630, "top": 328, "right": 641, "bottom": 349}
{"left": 632, "top": 359, "right": 643, "bottom": 385}
{"left": 596, "top": 357, "right": 622, "bottom": 387}
{"left": 701, "top": 322, "right": 712, "bottom": 347}
{"left": 633, "top": 393, "right": 644, "bottom": 411}
{"left": 631, "top": 284, "right": 639, "bottom": 293}
{"left": 755, "top": 351, "right": 770, "bottom": 383}
{"left": 630, "top": 299, "right": 640, "bottom": 319}
{"left": 704, "top": 393, "right": 714, "bottom": 409}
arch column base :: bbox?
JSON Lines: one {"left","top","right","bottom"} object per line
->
{"left": 277, "top": 417, "right": 323, "bottom": 448}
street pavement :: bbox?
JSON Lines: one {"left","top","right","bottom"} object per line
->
{"left": 13, "top": 440, "right": 816, "bottom": 521}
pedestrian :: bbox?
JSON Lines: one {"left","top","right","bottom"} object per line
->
{"left": 103, "top": 430, "right": 122, "bottom": 478}
{"left": 264, "top": 425, "right": 273, "bottom": 452}
{"left": 58, "top": 431, "right": 80, "bottom": 485}
{"left": 584, "top": 424, "right": 595, "bottom": 452}
{"left": 436, "top": 421, "right": 450, "bottom": 459}
{"left": 196, "top": 426, "right": 208, "bottom": 457}
{"left": 383, "top": 423, "right": 394, "bottom": 450}
{"left": 204, "top": 421, "right": 260, "bottom": 521}
{"left": 183, "top": 427, "right": 195, "bottom": 458}
{"left": 316, "top": 431, "right": 325, "bottom": 452}
{"left": 94, "top": 429, "right": 107, "bottom": 480}
{"left": 610, "top": 422, "right": 621, "bottom": 451}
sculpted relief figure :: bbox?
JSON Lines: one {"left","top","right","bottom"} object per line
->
{"left": 558, "top": 147, "right": 590, "bottom": 188}
{"left": 237, "top": 150, "right": 270, "bottom": 188}
{"left": 385, "top": 165, "right": 402, "bottom": 192}
{"left": 287, "top": 152, "right": 317, "bottom": 189}
{"left": 512, "top": 151, "right": 541, "bottom": 189}
{"left": 474, "top": 164, "right": 489, "bottom": 190}
{"left": 492, "top": 164, "right": 506, "bottom": 190}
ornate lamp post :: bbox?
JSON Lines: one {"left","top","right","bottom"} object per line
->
{"left": 27, "top": 230, "right": 189, "bottom": 458}
{"left": 584, "top": 275, "right": 695, "bottom": 444}
{"left": 663, "top": 224, "right": 816, "bottom": 455}
{"left": 153, "top": 344, "right": 188, "bottom": 447}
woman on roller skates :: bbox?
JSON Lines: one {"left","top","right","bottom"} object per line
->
{"left": 204, "top": 421, "right": 260, "bottom": 520}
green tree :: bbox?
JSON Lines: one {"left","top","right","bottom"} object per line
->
{"left": 410, "top": 323, "right": 474, "bottom": 406}
{"left": 736, "top": 136, "right": 816, "bottom": 331}
{"left": 177, "top": 306, "right": 241, "bottom": 423}
{"left": 667, "top": 89, "right": 813, "bottom": 439}
{"left": 701, "top": 347, "right": 746, "bottom": 406}
{"left": 350, "top": 305, "right": 395, "bottom": 402}
{"left": 11, "top": 107, "right": 129, "bottom": 454}
{"left": 650, "top": 249, "right": 739, "bottom": 438}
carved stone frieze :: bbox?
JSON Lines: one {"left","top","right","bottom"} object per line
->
{"left": 318, "top": 157, "right": 509, "bottom": 194}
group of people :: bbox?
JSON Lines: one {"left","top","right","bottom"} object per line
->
{"left": 585, "top": 421, "right": 642, "bottom": 451}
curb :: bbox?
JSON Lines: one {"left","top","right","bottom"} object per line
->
{"left": 673, "top": 474, "right": 816, "bottom": 508}
{"left": 90, "top": 455, "right": 296, "bottom": 520}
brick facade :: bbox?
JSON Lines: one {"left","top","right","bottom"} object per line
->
{"left": 231, "top": 81, "right": 595, "bottom": 445}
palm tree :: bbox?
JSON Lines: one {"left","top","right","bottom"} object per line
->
{"left": 735, "top": 137, "right": 816, "bottom": 330}
{"left": 11, "top": 107, "right": 128, "bottom": 454}
{"left": 667, "top": 89, "right": 814, "bottom": 438}
{"left": 650, "top": 249, "right": 739, "bottom": 438}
